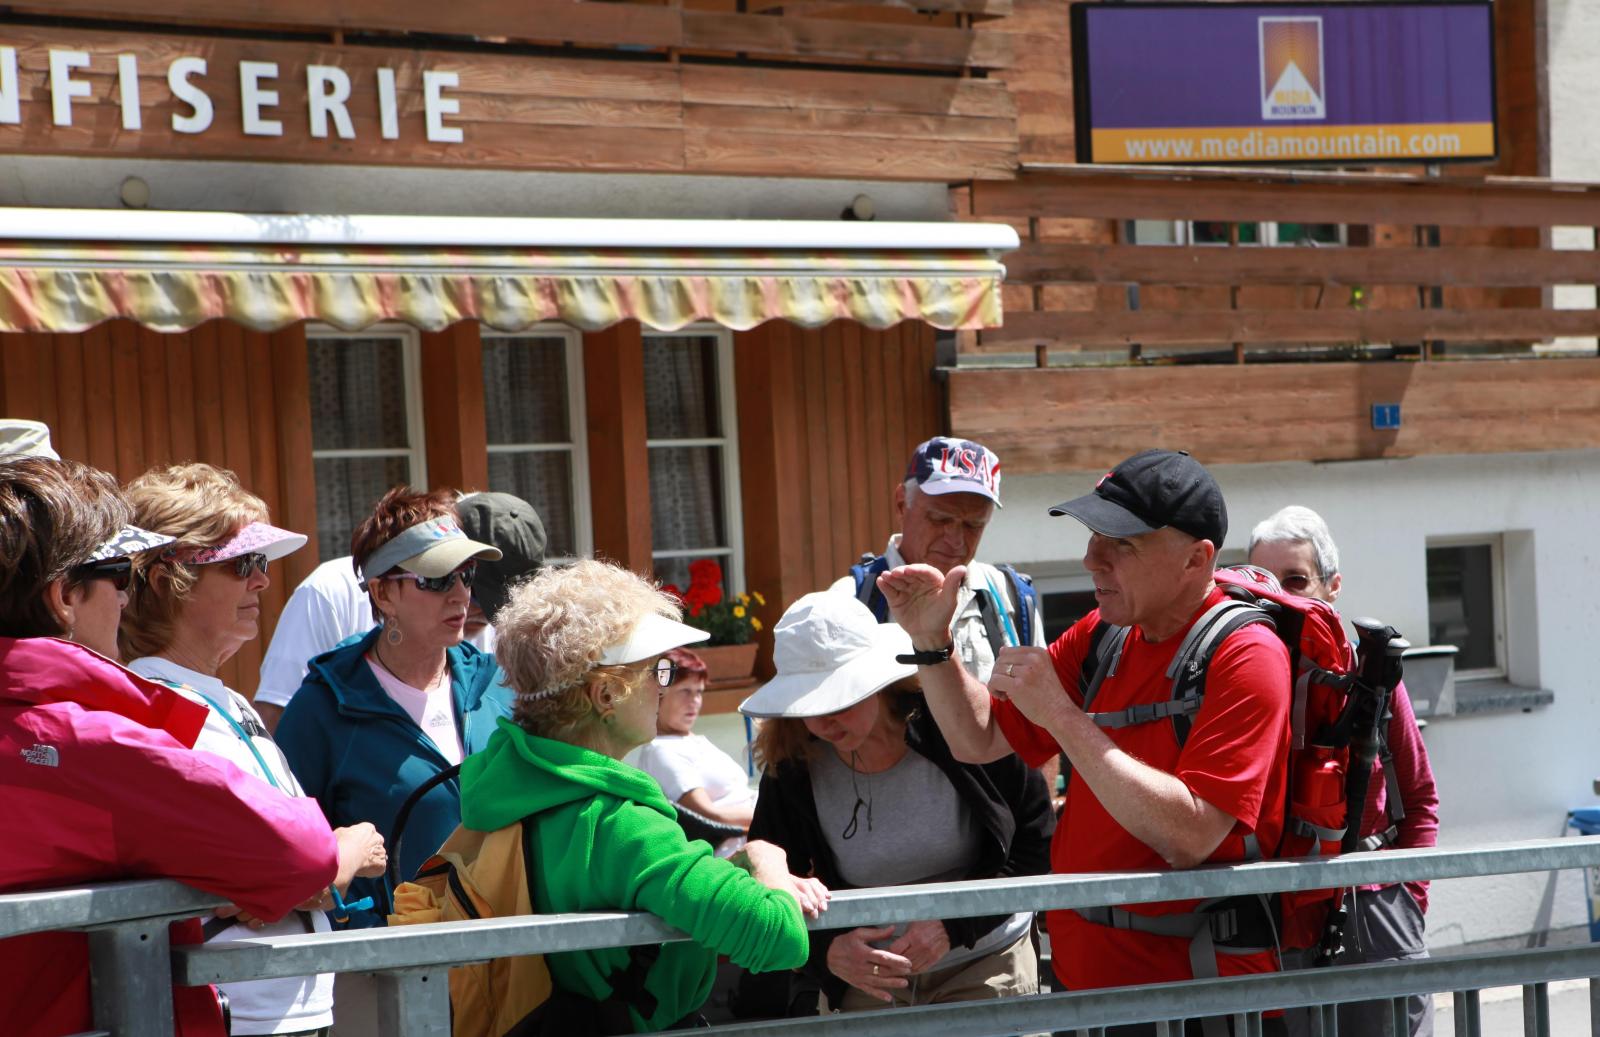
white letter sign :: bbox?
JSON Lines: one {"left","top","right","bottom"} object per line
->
{"left": 306, "top": 65, "right": 355, "bottom": 139}
{"left": 422, "top": 70, "right": 463, "bottom": 144}
{"left": 168, "top": 57, "right": 213, "bottom": 134}
{"left": 49, "top": 50, "right": 92, "bottom": 127}
{"left": 239, "top": 60, "right": 282, "bottom": 136}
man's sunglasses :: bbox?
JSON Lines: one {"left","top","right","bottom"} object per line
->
{"left": 71, "top": 556, "right": 133, "bottom": 592}
{"left": 384, "top": 563, "right": 477, "bottom": 594}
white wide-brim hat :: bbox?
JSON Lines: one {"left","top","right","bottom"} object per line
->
{"left": 599, "top": 611, "right": 710, "bottom": 665}
{"left": 739, "top": 592, "right": 916, "bottom": 719}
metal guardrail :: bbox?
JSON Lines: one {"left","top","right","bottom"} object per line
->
{"left": 10, "top": 837, "right": 1600, "bottom": 1037}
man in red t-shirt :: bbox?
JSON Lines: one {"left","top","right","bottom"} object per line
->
{"left": 881, "top": 450, "right": 1292, "bottom": 1037}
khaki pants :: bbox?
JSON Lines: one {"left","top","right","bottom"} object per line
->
{"left": 834, "top": 933, "right": 1038, "bottom": 1013}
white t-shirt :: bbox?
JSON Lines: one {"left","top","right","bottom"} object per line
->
{"left": 256, "top": 555, "right": 495, "bottom": 709}
{"left": 127, "top": 657, "right": 334, "bottom": 1036}
{"left": 629, "top": 734, "right": 756, "bottom": 815}
{"left": 365, "top": 656, "right": 465, "bottom": 766}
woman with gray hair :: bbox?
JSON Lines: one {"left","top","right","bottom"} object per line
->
{"left": 450, "top": 558, "right": 826, "bottom": 1033}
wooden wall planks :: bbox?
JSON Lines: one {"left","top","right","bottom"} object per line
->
{"left": 0, "top": 319, "right": 317, "bottom": 697}
{"left": 734, "top": 319, "right": 942, "bottom": 675}
{"left": 0, "top": 23, "right": 1016, "bottom": 181}
{"left": 948, "top": 358, "right": 1600, "bottom": 474}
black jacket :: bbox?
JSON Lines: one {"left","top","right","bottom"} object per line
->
{"left": 747, "top": 698, "right": 1055, "bottom": 1005}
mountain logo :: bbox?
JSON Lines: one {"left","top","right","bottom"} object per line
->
{"left": 1260, "top": 16, "right": 1326, "bottom": 121}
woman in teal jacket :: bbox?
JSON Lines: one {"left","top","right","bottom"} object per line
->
{"left": 473, "top": 558, "right": 827, "bottom": 1032}
{"left": 277, "top": 489, "right": 511, "bottom": 925}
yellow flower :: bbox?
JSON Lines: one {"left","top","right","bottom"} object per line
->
{"left": 751, "top": 617, "right": 763, "bottom": 631}
{"left": 753, "top": 591, "right": 767, "bottom": 606}
{"left": 733, "top": 605, "right": 747, "bottom": 618}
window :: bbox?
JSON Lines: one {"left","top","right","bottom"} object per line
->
{"left": 306, "top": 328, "right": 425, "bottom": 561}
{"left": 643, "top": 328, "right": 742, "bottom": 595}
{"left": 481, "top": 329, "right": 591, "bottom": 562}
{"left": 1129, "top": 220, "right": 1344, "bottom": 247}
{"left": 1426, "top": 537, "right": 1505, "bottom": 677}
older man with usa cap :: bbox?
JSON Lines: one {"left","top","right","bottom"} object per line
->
{"left": 832, "top": 436, "right": 1044, "bottom": 684}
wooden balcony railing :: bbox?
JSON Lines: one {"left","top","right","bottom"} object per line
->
{"left": 968, "top": 166, "right": 1600, "bottom": 361}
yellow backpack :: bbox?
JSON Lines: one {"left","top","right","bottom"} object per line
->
{"left": 389, "top": 821, "right": 555, "bottom": 1037}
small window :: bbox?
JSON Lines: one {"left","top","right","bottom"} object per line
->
{"left": 481, "top": 330, "right": 591, "bottom": 562}
{"left": 1426, "top": 538, "right": 1505, "bottom": 677}
{"left": 1131, "top": 221, "right": 1344, "bottom": 247}
{"left": 306, "top": 328, "right": 425, "bottom": 561}
{"left": 643, "top": 329, "right": 742, "bottom": 594}
{"left": 1041, "top": 589, "right": 1099, "bottom": 645}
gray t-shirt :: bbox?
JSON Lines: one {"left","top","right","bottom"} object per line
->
{"left": 812, "top": 746, "right": 1031, "bottom": 971}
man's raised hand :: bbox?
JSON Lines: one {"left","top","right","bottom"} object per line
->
{"left": 877, "top": 563, "right": 964, "bottom": 647}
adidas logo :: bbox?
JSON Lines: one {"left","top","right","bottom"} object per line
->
{"left": 21, "top": 743, "right": 59, "bottom": 767}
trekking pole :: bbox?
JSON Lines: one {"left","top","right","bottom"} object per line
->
{"left": 1314, "top": 618, "right": 1409, "bottom": 966}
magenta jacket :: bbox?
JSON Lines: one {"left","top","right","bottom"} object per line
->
{"left": 0, "top": 636, "right": 339, "bottom": 1037}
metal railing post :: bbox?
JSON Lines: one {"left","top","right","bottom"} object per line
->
{"left": 1452, "top": 989, "right": 1480, "bottom": 1037}
{"left": 1590, "top": 975, "right": 1600, "bottom": 1037}
{"left": 1387, "top": 996, "right": 1409, "bottom": 1036}
{"left": 1521, "top": 981, "right": 1550, "bottom": 1037}
{"left": 86, "top": 919, "right": 174, "bottom": 1037}
{"left": 370, "top": 966, "right": 450, "bottom": 1037}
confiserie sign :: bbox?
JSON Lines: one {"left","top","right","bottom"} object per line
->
{"left": 1071, "top": 2, "right": 1497, "bottom": 166}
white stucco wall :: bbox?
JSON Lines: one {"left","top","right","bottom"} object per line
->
{"left": 973, "top": 449, "right": 1600, "bottom": 950}
{"left": 1548, "top": 0, "right": 1600, "bottom": 324}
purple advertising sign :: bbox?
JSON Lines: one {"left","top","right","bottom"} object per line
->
{"left": 1071, "top": 2, "right": 1496, "bottom": 165}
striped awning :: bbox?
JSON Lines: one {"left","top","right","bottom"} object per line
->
{"left": 0, "top": 209, "right": 1017, "bottom": 334}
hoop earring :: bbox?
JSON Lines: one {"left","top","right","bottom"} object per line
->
{"left": 385, "top": 618, "right": 403, "bottom": 646}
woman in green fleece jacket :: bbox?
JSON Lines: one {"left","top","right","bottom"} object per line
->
{"left": 459, "top": 559, "right": 829, "bottom": 1032}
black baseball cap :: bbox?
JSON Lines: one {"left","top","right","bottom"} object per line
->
{"left": 1048, "top": 450, "right": 1228, "bottom": 548}
{"left": 455, "top": 492, "right": 547, "bottom": 621}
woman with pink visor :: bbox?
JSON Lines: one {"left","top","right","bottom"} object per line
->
{"left": 120, "top": 462, "right": 387, "bottom": 1037}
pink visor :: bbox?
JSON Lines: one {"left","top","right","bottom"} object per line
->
{"left": 168, "top": 520, "right": 308, "bottom": 566}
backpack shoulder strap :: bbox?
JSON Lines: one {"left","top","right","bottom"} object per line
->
{"left": 1165, "top": 599, "right": 1275, "bottom": 749}
{"left": 387, "top": 761, "right": 465, "bottom": 891}
{"left": 849, "top": 554, "right": 892, "bottom": 623}
{"left": 996, "top": 563, "right": 1041, "bottom": 647}
{"left": 1078, "top": 621, "right": 1131, "bottom": 714}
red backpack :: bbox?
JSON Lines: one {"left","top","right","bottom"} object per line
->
{"left": 1071, "top": 565, "right": 1406, "bottom": 969}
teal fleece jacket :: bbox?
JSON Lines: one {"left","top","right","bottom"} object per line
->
{"left": 277, "top": 628, "right": 510, "bottom": 924}
{"left": 460, "top": 718, "right": 809, "bottom": 1032}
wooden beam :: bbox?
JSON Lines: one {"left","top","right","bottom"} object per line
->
{"left": 977, "top": 307, "right": 1600, "bottom": 351}
{"left": 947, "top": 358, "right": 1600, "bottom": 472}
{"left": 974, "top": 170, "right": 1600, "bottom": 228}
{"left": 583, "top": 322, "right": 653, "bottom": 574}
{"left": 1005, "top": 243, "right": 1600, "bottom": 288}
{"left": 419, "top": 323, "right": 490, "bottom": 493}
{"left": 22, "top": 0, "right": 1009, "bottom": 68}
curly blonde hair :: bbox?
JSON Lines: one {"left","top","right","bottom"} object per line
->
{"left": 119, "top": 463, "right": 270, "bottom": 661}
{"left": 496, "top": 559, "right": 682, "bottom": 743}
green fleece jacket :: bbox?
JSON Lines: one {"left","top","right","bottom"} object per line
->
{"left": 459, "top": 718, "right": 809, "bottom": 1032}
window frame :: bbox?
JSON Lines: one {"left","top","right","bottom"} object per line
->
{"left": 1126, "top": 220, "right": 1348, "bottom": 248}
{"left": 1425, "top": 534, "right": 1507, "bottom": 681}
{"left": 642, "top": 324, "right": 745, "bottom": 595}
{"left": 480, "top": 325, "right": 593, "bottom": 563}
{"left": 304, "top": 323, "right": 428, "bottom": 558}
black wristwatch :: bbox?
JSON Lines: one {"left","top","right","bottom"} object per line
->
{"left": 896, "top": 644, "right": 955, "bottom": 666}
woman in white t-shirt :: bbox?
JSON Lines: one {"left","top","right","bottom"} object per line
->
{"left": 120, "top": 463, "right": 388, "bottom": 1037}
{"left": 629, "top": 648, "right": 757, "bottom": 829}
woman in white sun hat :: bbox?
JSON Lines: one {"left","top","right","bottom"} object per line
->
{"left": 446, "top": 558, "right": 828, "bottom": 1032}
{"left": 742, "top": 592, "right": 1054, "bottom": 1015}
{"left": 120, "top": 462, "right": 388, "bottom": 1037}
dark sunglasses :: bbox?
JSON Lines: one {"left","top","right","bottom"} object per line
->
{"left": 206, "top": 552, "right": 269, "bottom": 579}
{"left": 71, "top": 556, "right": 133, "bottom": 592}
{"left": 385, "top": 563, "right": 477, "bottom": 594}
{"left": 652, "top": 657, "right": 679, "bottom": 688}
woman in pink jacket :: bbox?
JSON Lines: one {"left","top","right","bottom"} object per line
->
{"left": 0, "top": 456, "right": 377, "bottom": 1037}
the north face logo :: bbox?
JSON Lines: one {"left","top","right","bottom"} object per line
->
{"left": 21, "top": 744, "right": 59, "bottom": 767}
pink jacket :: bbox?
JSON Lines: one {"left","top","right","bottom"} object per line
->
{"left": 0, "top": 636, "right": 339, "bottom": 1037}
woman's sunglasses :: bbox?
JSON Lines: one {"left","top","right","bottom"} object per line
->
{"left": 384, "top": 563, "right": 477, "bottom": 594}
{"left": 207, "top": 552, "right": 269, "bottom": 579}
{"left": 595, "top": 657, "right": 679, "bottom": 689}
{"left": 70, "top": 556, "right": 133, "bottom": 592}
